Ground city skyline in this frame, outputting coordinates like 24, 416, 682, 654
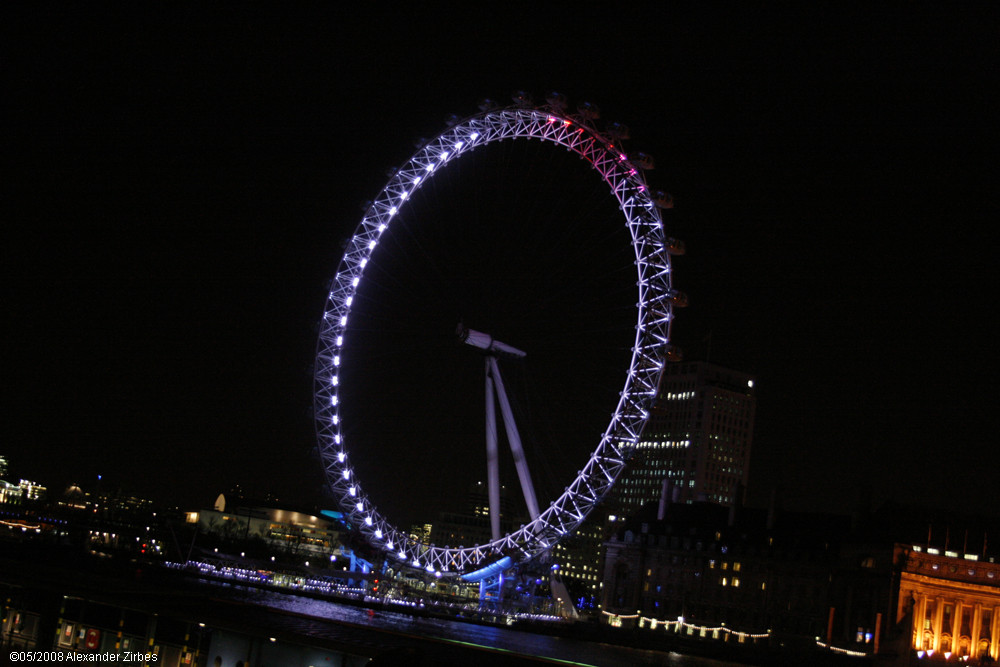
4, 7, 997, 522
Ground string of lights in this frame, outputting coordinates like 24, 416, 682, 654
601, 611, 770, 639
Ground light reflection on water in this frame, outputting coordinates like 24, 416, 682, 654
218, 584, 750, 667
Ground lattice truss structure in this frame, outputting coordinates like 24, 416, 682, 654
314, 97, 680, 578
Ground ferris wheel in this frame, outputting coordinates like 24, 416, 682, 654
314, 91, 683, 579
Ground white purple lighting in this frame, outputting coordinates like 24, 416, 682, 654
315, 104, 674, 579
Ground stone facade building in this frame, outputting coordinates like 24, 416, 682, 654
896, 543, 1000, 660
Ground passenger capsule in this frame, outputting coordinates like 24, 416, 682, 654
664, 289, 689, 308
385, 166, 398, 178
664, 344, 684, 362
512, 90, 534, 107
360, 200, 372, 212
664, 237, 686, 256
545, 91, 567, 110
577, 101, 601, 121
444, 113, 461, 127
652, 190, 674, 209
630, 152, 655, 170
477, 98, 499, 111
607, 122, 631, 140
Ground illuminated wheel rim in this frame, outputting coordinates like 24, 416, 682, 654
315, 100, 678, 578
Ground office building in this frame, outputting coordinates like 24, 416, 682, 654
611, 361, 755, 517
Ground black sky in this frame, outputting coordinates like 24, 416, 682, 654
4, 7, 998, 523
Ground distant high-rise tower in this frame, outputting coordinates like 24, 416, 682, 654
611, 361, 756, 517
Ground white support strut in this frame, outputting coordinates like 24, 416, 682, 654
485, 357, 501, 541
487, 355, 541, 523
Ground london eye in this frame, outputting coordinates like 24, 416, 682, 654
314, 92, 683, 579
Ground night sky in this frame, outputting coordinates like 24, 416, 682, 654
4, 7, 997, 525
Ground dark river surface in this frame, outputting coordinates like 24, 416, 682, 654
215, 582, 752, 666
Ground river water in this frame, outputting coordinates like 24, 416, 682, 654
218, 583, 751, 667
